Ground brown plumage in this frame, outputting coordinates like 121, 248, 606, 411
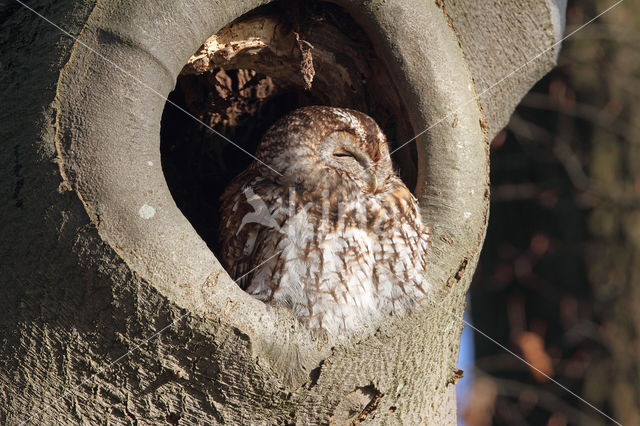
219, 106, 430, 336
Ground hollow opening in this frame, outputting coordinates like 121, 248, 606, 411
160, 0, 416, 258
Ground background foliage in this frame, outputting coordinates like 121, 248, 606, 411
464, 1, 640, 425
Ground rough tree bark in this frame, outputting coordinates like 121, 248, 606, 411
0, 0, 563, 423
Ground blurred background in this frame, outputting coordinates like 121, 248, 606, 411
458, 1, 640, 425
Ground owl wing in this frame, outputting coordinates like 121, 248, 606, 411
219, 169, 282, 289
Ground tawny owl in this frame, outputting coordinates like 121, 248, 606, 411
219, 106, 430, 336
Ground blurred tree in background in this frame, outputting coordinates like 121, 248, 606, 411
464, 1, 640, 425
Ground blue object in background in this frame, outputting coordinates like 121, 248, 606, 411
457, 297, 475, 426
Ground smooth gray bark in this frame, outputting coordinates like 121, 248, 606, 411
444, 0, 565, 140
0, 0, 561, 423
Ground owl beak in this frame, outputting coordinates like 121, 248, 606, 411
369, 172, 379, 193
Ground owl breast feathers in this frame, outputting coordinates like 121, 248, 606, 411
219, 106, 430, 335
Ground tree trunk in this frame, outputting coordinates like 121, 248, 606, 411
0, 0, 561, 423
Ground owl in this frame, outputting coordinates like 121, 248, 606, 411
219, 106, 430, 336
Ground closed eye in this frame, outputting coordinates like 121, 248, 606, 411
333, 149, 355, 158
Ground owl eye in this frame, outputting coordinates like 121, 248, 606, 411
333, 149, 355, 158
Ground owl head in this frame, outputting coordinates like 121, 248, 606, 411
253, 106, 395, 197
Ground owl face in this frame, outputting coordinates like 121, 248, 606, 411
254, 106, 394, 197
